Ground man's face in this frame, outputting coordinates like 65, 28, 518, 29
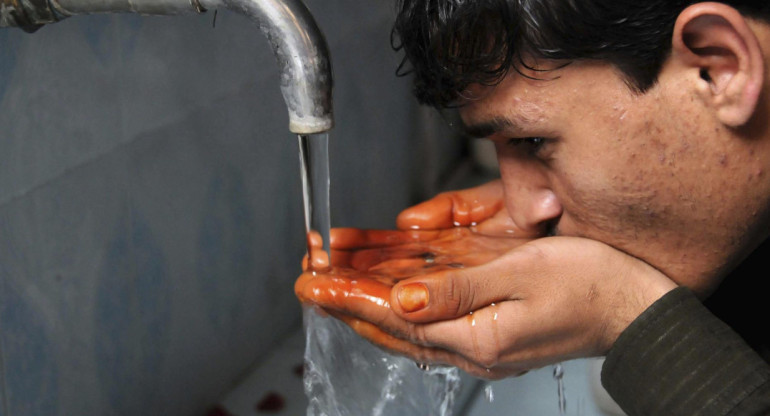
457, 59, 769, 295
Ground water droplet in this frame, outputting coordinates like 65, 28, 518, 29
419, 252, 436, 263
453, 221, 461, 227
553, 363, 566, 415
484, 384, 495, 402
467, 313, 480, 362
490, 303, 501, 352
553, 363, 564, 379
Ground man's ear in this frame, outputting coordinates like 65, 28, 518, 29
671, 2, 764, 127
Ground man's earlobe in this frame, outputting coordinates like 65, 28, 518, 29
672, 2, 764, 127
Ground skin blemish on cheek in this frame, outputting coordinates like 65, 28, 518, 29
586, 283, 599, 303
611, 103, 628, 121
719, 154, 728, 167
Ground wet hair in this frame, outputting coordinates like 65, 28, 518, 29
391, 0, 770, 108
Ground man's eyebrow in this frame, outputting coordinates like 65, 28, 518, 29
460, 116, 517, 139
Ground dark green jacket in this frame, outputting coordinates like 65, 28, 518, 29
601, 240, 770, 416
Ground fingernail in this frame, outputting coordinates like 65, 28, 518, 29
398, 283, 429, 313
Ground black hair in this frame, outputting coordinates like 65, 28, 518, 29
392, 0, 770, 108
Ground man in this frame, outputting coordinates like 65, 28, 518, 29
296, 1, 770, 414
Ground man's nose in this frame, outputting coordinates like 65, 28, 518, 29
507, 187, 563, 237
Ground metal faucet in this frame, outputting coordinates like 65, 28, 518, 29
0, 0, 334, 134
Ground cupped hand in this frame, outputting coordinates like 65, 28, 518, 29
295, 226, 529, 377
396, 180, 525, 237
301, 226, 519, 275
298, 226, 527, 291
296, 232, 678, 379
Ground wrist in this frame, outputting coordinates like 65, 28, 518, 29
600, 257, 678, 353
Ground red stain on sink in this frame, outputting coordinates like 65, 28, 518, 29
256, 391, 285, 413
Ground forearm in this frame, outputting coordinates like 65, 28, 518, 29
601, 287, 770, 416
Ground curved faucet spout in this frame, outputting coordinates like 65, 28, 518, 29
202, 0, 333, 133
0, 0, 334, 134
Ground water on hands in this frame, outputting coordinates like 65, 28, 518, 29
298, 134, 461, 416
297, 135, 565, 414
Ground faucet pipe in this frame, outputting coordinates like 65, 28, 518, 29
0, 0, 333, 134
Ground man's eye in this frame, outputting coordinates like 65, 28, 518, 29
507, 137, 547, 155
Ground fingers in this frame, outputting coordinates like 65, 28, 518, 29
307, 230, 324, 248
310, 248, 330, 270
302, 246, 330, 271
396, 180, 505, 230
302, 231, 331, 271
472, 209, 520, 237
390, 250, 521, 322
295, 270, 409, 339
296, 267, 532, 376
297, 263, 503, 361
295, 269, 392, 310
396, 195, 457, 230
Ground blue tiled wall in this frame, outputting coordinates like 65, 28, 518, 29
0, 2, 462, 414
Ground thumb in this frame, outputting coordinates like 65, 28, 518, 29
390, 247, 529, 322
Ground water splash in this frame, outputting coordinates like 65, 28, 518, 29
302, 307, 462, 416
553, 363, 566, 414
484, 383, 494, 402
371, 362, 403, 416
298, 134, 461, 415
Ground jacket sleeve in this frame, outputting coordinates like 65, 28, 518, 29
601, 286, 770, 416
